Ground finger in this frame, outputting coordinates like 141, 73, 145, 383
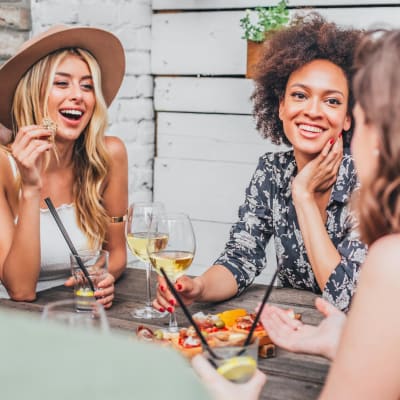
191, 354, 223, 384
246, 370, 267, 394
96, 293, 114, 308
320, 137, 335, 158
155, 286, 174, 310
315, 297, 341, 317
152, 298, 167, 313
64, 276, 76, 287
175, 275, 193, 293
97, 274, 115, 288
95, 285, 114, 297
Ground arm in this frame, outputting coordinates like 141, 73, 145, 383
292, 138, 343, 290
90, 136, 127, 309
320, 235, 400, 399
0, 127, 53, 300
153, 154, 274, 311
101, 136, 128, 281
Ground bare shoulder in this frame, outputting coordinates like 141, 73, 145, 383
363, 234, 400, 281
104, 136, 127, 159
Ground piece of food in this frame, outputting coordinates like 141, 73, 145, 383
217, 308, 247, 327
42, 117, 57, 137
216, 356, 257, 383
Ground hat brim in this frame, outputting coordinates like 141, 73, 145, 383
0, 25, 125, 129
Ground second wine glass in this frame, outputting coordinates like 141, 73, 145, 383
147, 212, 196, 332
126, 202, 167, 319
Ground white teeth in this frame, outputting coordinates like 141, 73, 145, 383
299, 124, 323, 133
60, 109, 83, 116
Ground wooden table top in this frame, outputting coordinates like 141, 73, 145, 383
0, 267, 329, 400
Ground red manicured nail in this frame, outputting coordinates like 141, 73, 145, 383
167, 306, 173, 313
159, 307, 165, 312
159, 285, 165, 292
329, 138, 334, 145
169, 298, 175, 306
177, 283, 183, 290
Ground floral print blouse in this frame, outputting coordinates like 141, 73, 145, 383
214, 149, 367, 312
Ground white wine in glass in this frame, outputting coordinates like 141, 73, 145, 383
126, 202, 167, 319
148, 213, 196, 332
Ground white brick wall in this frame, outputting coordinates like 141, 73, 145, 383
30, 0, 154, 203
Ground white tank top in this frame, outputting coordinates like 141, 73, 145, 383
0, 155, 91, 297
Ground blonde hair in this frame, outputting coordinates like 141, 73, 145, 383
352, 30, 400, 245
12, 48, 110, 248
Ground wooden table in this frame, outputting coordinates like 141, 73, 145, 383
0, 268, 329, 400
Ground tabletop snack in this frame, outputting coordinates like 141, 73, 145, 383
135, 308, 301, 359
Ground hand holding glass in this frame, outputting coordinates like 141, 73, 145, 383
147, 212, 196, 332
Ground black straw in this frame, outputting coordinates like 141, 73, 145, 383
44, 197, 95, 292
242, 266, 281, 348
159, 267, 221, 360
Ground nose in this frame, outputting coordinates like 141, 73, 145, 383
304, 97, 322, 118
69, 83, 83, 102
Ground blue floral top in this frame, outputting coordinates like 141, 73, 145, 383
214, 149, 367, 312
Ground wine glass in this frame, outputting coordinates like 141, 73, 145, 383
126, 202, 167, 319
147, 213, 196, 332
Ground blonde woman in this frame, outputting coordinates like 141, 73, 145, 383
0, 25, 128, 308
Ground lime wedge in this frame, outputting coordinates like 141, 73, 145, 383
76, 288, 94, 297
216, 356, 257, 383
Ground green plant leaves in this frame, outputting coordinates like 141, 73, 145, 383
240, 0, 289, 42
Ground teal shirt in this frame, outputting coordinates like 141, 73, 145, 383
0, 310, 211, 400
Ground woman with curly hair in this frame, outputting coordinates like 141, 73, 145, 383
154, 14, 367, 313
0, 25, 128, 308
260, 29, 400, 399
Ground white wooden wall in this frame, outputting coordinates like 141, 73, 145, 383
151, 1, 400, 283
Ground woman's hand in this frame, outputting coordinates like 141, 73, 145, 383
292, 135, 343, 201
64, 273, 115, 309
10, 125, 53, 190
152, 275, 204, 313
191, 354, 267, 400
259, 298, 346, 360
94, 273, 115, 309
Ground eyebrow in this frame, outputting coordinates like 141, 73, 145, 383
289, 83, 345, 97
55, 72, 93, 80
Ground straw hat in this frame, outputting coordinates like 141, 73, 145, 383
0, 25, 125, 129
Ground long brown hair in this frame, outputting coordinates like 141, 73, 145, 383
352, 30, 400, 245
12, 48, 110, 248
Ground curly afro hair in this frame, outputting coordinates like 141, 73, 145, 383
252, 12, 363, 146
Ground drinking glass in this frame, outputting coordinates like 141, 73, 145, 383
147, 212, 196, 332
70, 249, 108, 312
204, 338, 259, 383
126, 202, 167, 319
41, 299, 109, 333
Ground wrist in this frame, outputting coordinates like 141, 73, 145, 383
21, 186, 41, 200
193, 275, 205, 301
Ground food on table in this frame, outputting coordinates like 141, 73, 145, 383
135, 308, 301, 359
217, 308, 247, 327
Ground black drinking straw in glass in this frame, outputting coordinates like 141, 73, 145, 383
242, 266, 282, 349
159, 267, 221, 360
44, 197, 95, 292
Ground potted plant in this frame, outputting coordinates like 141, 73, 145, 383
240, 0, 290, 78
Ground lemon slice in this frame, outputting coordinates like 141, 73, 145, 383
75, 288, 94, 297
216, 356, 257, 383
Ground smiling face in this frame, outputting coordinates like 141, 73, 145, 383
279, 59, 351, 163
47, 53, 95, 142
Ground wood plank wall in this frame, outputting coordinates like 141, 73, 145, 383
151, 1, 400, 283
